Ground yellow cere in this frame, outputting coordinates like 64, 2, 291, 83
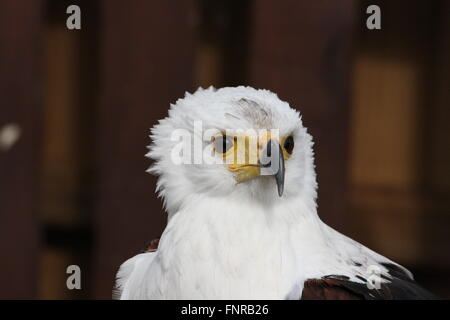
212, 133, 293, 183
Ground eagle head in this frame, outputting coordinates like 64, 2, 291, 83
147, 86, 317, 218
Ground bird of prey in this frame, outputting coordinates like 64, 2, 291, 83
115, 86, 436, 300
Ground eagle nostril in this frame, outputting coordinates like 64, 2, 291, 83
261, 139, 273, 168
262, 160, 272, 168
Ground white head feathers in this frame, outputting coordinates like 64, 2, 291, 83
117, 86, 417, 300
146, 86, 318, 219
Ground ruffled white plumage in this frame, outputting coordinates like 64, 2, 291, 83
115, 86, 412, 300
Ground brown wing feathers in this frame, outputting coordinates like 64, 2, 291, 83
301, 264, 438, 300
301, 278, 364, 300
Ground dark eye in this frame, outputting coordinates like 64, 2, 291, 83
284, 136, 294, 154
214, 135, 233, 153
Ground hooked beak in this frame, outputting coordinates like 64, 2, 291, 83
260, 139, 285, 197
229, 138, 285, 197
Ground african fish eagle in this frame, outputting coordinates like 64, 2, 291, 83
114, 86, 436, 300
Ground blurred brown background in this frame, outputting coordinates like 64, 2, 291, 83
0, 0, 449, 299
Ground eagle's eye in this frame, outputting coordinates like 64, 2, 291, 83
214, 135, 234, 154
284, 136, 294, 154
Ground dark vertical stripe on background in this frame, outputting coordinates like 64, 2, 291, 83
0, 0, 44, 299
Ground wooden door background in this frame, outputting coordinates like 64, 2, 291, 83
0, 0, 449, 299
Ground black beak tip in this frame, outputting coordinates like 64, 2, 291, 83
277, 185, 284, 197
